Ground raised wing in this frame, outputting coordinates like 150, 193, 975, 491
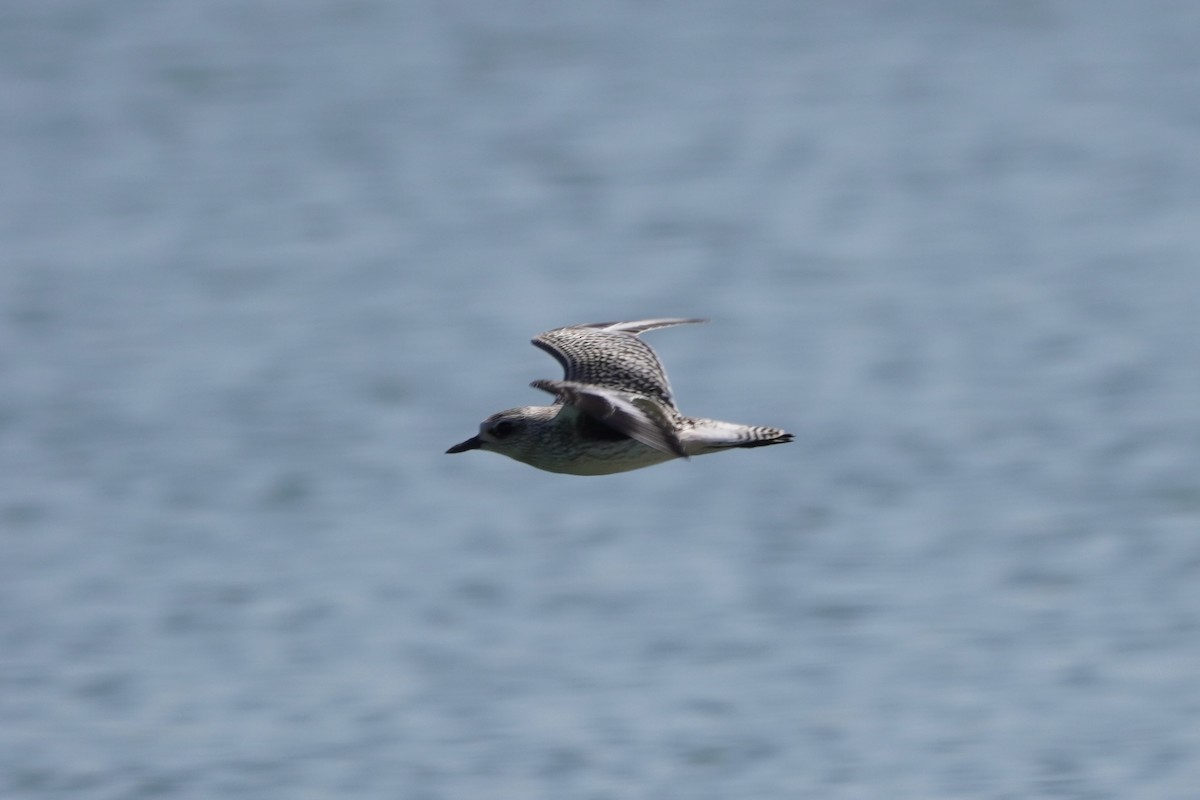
531, 318, 706, 408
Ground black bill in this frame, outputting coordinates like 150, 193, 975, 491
445, 435, 483, 454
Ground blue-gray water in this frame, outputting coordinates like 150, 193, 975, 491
3, 2, 1200, 798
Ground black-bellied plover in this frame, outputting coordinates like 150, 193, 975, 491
446, 319, 793, 475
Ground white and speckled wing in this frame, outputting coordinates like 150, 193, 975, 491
531, 318, 706, 409
531, 379, 687, 458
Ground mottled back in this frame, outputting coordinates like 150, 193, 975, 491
532, 318, 705, 409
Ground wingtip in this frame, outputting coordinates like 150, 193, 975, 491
568, 318, 709, 334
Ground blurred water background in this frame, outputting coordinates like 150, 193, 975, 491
3, 1, 1200, 797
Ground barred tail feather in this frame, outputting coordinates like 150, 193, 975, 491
682, 419, 794, 455
728, 429, 794, 448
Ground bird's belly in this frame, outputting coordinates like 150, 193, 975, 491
519, 439, 678, 475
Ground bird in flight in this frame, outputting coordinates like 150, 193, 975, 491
446, 319, 792, 474
446, 318, 793, 475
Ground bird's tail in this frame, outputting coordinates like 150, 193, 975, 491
682, 419, 794, 454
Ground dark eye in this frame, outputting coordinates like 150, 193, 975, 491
491, 420, 516, 439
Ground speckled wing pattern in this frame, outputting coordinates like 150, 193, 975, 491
530, 319, 706, 457
531, 318, 706, 409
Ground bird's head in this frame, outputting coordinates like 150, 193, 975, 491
445, 407, 553, 458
